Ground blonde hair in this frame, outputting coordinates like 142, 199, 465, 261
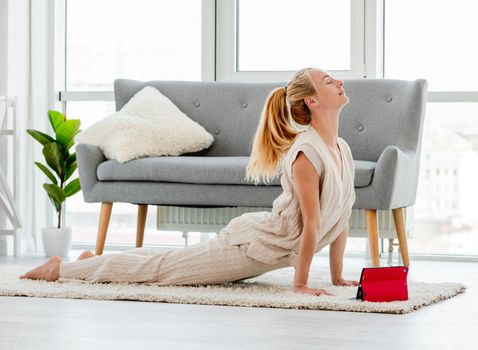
245, 67, 318, 185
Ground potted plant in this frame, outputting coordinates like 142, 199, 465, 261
27, 110, 81, 257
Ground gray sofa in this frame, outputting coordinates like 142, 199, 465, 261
77, 78, 428, 266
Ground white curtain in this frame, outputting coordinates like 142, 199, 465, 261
0, 0, 59, 256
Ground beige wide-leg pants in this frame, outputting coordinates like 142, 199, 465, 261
59, 232, 291, 285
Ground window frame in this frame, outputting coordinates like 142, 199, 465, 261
57, 0, 216, 106
50, 0, 478, 260
216, 0, 366, 82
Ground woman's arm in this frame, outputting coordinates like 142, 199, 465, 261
291, 151, 333, 296
329, 225, 360, 287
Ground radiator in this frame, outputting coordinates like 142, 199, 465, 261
157, 206, 413, 239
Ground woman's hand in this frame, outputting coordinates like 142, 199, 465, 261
332, 277, 360, 287
294, 285, 335, 296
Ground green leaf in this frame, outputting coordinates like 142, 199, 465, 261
46, 194, 61, 213
66, 126, 82, 151
66, 138, 75, 151
66, 152, 76, 166
43, 183, 66, 211
64, 162, 77, 181
27, 129, 55, 146
64, 178, 81, 197
55, 119, 81, 150
34, 162, 58, 185
42, 142, 64, 179
48, 110, 65, 132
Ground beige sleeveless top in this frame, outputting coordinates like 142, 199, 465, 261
222, 125, 356, 267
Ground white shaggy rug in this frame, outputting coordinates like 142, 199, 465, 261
0, 264, 466, 314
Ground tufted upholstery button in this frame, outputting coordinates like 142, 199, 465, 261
357, 125, 364, 132
214, 128, 220, 135
386, 97, 393, 102
241, 102, 248, 108
194, 101, 201, 107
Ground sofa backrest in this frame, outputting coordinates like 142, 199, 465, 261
338, 79, 428, 161
114, 78, 428, 160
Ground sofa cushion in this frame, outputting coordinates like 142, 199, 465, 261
76, 86, 214, 163
97, 156, 282, 186
97, 157, 376, 188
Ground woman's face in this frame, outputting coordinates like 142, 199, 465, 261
305, 69, 349, 110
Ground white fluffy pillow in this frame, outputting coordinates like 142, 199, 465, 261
76, 86, 214, 163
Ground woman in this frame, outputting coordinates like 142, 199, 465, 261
20, 67, 359, 296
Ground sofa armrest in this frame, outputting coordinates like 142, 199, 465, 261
76, 143, 107, 201
371, 145, 419, 209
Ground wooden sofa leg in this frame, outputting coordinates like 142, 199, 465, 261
136, 204, 148, 247
365, 209, 380, 267
392, 207, 411, 267
96, 202, 113, 255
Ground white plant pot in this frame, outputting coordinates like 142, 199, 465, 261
41, 226, 72, 257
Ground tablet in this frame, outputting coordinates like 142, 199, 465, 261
356, 265, 409, 302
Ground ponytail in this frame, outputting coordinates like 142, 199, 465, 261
245, 87, 301, 185
245, 68, 317, 185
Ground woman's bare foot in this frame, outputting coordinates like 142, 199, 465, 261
19, 256, 62, 281
77, 250, 95, 261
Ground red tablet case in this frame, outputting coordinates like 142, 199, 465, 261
356, 266, 409, 302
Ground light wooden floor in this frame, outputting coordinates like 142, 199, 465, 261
0, 251, 476, 350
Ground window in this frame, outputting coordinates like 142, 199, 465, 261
384, 0, 478, 257
384, 0, 478, 91
66, 0, 202, 91
236, 0, 351, 71
409, 103, 478, 255
53, 1, 478, 259
216, 0, 364, 81
64, 0, 203, 247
